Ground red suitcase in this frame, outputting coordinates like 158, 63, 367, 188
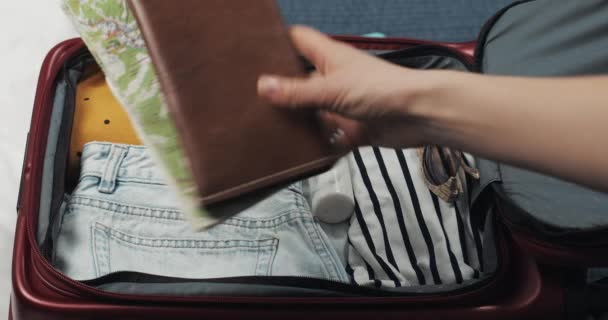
11, 1, 608, 319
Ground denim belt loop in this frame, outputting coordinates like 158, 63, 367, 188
98, 145, 128, 194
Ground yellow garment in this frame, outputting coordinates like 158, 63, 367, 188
69, 68, 142, 177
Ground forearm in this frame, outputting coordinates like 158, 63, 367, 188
413, 71, 608, 191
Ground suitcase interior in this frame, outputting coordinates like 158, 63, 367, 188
32, 43, 503, 298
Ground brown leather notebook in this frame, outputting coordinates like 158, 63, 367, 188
128, 0, 337, 205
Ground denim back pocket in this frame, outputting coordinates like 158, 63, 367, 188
92, 223, 278, 279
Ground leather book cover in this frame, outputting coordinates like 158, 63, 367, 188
127, 0, 337, 205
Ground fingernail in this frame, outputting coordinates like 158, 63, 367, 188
335, 128, 345, 138
258, 76, 280, 96
331, 130, 341, 140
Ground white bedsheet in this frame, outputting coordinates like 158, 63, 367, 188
0, 1, 77, 317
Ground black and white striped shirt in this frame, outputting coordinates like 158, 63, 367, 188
346, 147, 484, 288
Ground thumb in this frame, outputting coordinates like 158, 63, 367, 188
258, 74, 329, 109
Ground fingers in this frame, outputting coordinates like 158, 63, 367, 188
258, 74, 327, 108
289, 25, 356, 73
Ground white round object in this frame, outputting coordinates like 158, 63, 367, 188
308, 158, 355, 224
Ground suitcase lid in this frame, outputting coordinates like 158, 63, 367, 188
471, 0, 608, 264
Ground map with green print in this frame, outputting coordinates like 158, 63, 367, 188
63, 0, 216, 229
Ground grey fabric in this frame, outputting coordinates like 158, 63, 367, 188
388, 54, 469, 71
96, 282, 353, 297
94, 276, 491, 296
479, 0, 608, 230
481, 210, 499, 274
278, 0, 513, 41
589, 268, 608, 283
482, 0, 608, 77
470, 158, 501, 204
38, 80, 68, 244
38, 69, 81, 244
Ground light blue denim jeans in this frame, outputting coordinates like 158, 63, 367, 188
52, 142, 349, 282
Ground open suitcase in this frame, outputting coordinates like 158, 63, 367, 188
11, 1, 608, 319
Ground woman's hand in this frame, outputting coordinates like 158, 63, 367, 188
261, 27, 608, 194
257, 26, 436, 149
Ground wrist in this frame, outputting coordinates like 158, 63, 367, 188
405, 70, 467, 145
